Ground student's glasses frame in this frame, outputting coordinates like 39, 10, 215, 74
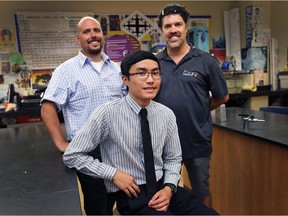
128, 72, 162, 80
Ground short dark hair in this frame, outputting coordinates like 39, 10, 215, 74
120, 50, 160, 77
157, 4, 190, 29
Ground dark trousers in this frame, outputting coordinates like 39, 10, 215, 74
116, 183, 217, 215
77, 171, 116, 215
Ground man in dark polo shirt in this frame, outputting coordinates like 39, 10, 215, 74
155, 4, 229, 208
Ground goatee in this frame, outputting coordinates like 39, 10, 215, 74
89, 48, 101, 56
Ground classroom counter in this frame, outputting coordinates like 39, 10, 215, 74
213, 107, 288, 146
184, 107, 288, 215
0, 107, 64, 127
0, 124, 81, 215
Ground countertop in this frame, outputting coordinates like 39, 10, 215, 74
213, 107, 288, 146
0, 107, 41, 118
0, 124, 81, 214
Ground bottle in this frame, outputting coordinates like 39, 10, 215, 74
215, 104, 227, 122
220, 104, 227, 122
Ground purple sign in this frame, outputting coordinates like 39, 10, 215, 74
104, 34, 140, 62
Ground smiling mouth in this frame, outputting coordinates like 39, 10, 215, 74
144, 87, 156, 91
88, 39, 101, 44
89, 41, 99, 44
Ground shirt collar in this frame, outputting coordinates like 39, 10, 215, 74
126, 94, 153, 115
157, 44, 200, 60
77, 50, 111, 67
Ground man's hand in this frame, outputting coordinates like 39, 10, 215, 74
57, 140, 69, 153
112, 170, 140, 198
148, 186, 172, 212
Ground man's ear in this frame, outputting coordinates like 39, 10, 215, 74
76, 35, 80, 44
185, 23, 188, 30
122, 75, 129, 85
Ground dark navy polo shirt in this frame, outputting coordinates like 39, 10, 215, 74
155, 46, 228, 159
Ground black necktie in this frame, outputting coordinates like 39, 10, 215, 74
139, 108, 157, 198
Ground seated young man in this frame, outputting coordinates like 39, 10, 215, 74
63, 50, 217, 215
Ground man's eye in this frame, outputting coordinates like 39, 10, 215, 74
175, 23, 183, 27
164, 24, 171, 27
137, 72, 146, 76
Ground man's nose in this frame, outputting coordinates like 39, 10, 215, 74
169, 25, 178, 33
90, 30, 98, 37
146, 74, 154, 82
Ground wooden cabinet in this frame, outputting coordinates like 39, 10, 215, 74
183, 126, 288, 214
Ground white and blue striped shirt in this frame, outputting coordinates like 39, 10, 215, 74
42, 51, 127, 140
63, 94, 182, 193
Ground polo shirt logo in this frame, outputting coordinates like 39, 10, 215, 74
183, 70, 198, 77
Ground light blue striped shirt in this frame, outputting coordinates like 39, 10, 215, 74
41, 51, 127, 140
63, 94, 182, 192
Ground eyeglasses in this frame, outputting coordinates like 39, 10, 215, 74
128, 72, 162, 80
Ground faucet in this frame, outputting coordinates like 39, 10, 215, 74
242, 115, 265, 130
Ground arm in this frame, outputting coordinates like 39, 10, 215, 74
41, 101, 68, 152
210, 94, 229, 111
208, 56, 229, 111
149, 110, 182, 212
63, 105, 140, 197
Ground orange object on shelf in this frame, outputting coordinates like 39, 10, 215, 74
3, 100, 8, 108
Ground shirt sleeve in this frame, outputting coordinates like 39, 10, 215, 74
162, 110, 182, 186
41, 67, 69, 111
209, 58, 229, 99
63, 105, 117, 181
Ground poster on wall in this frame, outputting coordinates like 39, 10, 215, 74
120, 10, 154, 41
0, 26, 17, 52
187, 26, 209, 53
224, 8, 242, 71
15, 11, 93, 69
0, 52, 10, 85
246, 5, 264, 48
104, 34, 140, 62
0, 52, 16, 99
241, 46, 268, 72
1, 52, 11, 75
31, 69, 53, 90
187, 16, 211, 53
